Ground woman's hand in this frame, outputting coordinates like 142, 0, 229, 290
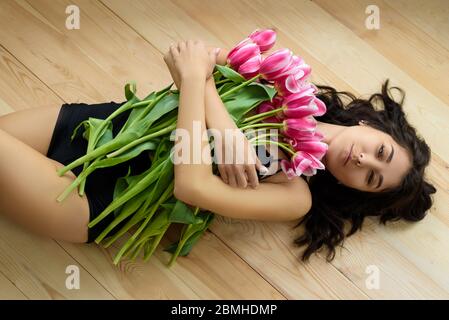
163, 45, 182, 89
214, 128, 268, 189
168, 40, 218, 81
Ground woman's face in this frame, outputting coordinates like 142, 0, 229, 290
323, 122, 412, 192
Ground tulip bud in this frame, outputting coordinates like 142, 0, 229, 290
249, 28, 277, 53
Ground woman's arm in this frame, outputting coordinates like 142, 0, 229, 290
204, 47, 266, 188
174, 75, 311, 221
204, 47, 235, 132
173, 75, 211, 195
171, 43, 311, 221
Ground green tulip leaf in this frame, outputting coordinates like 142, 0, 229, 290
125, 81, 138, 101
215, 65, 246, 83
218, 82, 235, 95
248, 82, 277, 102
70, 119, 89, 142
168, 200, 200, 224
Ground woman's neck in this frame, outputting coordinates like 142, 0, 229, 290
316, 120, 345, 166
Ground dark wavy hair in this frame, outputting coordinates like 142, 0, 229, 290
294, 79, 436, 262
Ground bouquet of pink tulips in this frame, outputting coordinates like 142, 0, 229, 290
55, 28, 328, 267
222, 28, 328, 178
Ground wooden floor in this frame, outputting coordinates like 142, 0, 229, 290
0, 0, 448, 299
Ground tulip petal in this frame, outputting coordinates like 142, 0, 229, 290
249, 28, 277, 53
260, 48, 293, 76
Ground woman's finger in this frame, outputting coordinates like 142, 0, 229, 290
234, 165, 248, 188
226, 166, 238, 188
218, 164, 228, 184
178, 40, 186, 52
245, 164, 259, 189
169, 43, 179, 57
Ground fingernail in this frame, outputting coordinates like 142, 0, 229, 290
215, 48, 220, 55
259, 166, 269, 174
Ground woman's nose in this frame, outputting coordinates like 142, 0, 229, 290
354, 152, 377, 169
356, 152, 364, 166
350, 149, 365, 166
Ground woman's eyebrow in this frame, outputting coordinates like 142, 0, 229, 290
376, 145, 394, 189
387, 144, 394, 163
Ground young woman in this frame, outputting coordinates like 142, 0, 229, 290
0, 40, 436, 262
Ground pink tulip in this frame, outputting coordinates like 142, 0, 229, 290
249, 28, 277, 53
282, 85, 326, 118
227, 38, 261, 70
281, 151, 325, 179
275, 74, 302, 96
283, 129, 324, 145
274, 74, 300, 96
238, 54, 262, 79
259, 48, 293, 81
291, 140, 328, 160
281, 156, 312, 179
281, 116, 317, 140
271, 55, 310, 81
302, 152, 325, 170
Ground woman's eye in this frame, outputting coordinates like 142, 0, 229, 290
367, 171, 374, 185
378, 144, 385, 158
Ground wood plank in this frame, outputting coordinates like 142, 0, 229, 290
0, 270, 28, 299
102, 0, 355, 93
330, 217, 449, 299
0, 45, 62, 114
0, 0, 133, 103
0, 217, 114, 299
314, 0, 449, 113
60, 225, 286, 299
212, 217, 369, 299
386, 0, 449, 51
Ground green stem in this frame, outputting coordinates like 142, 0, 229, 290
238, 122, 283, 131
215, 78, 231, 86
219, 74, 261, 100
251, 139, 295, 156
118, 90, 170, 136
113, 180, 174, 265
146, 116, 177, 134
89, 159, 168, 229
248, 132, 281, 143
56, 158, 100, 202
143, 224, 170, 262
106, 122, 177, 158
168, 206, 200, 267
242, 106, 284, 123
56, 97, 142, 178
132, 98, 155, 108
56, 133, 134, 176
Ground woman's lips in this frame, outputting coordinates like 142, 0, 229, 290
344, 144, 353, 166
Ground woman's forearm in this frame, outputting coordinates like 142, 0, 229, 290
204, 77, 238, 131
173, 75, 212, 197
